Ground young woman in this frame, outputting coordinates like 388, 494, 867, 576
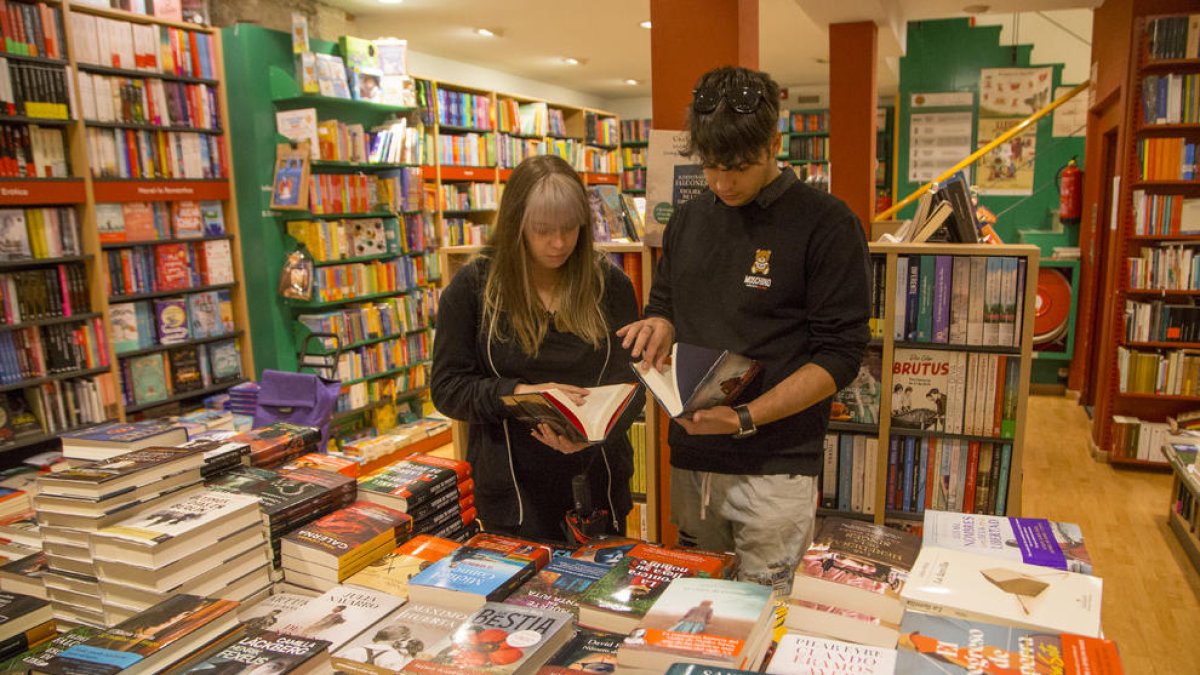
430, 154, 643, 544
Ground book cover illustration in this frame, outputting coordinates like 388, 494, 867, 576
121, 202, 159, 241
127, 354, 169, 406
923, 510, 1093, 575
502, 556, 609, 616
352, 218, 388, 257
155, 243, 193, 291
60, 420, 181, 444
766, 633, 897, 675
200, 200, 226, 236
109, 303, 140, 353
344, 535, 462, 598
177, 629, 330, 674
285, 500, 411, 558
797, 518, 922, 603
570, 536, 639, 567
274, 585, 404, 651
0, 211, 30, 260
358, 459, 460, 508
0, 625, 99, 672
207, 466, 345, 525
333, 603, 468, 672
270, 142, 311, 211
538, 627, 623, 674
633, 343, 760, 418
891, 348, 950, 431
208, 339, 242, 382
832, 346, 883, 424
217, 290, 236, 333
231, 422, 319, 465
579, 543, 729, 618
621, 578, 772, 665
408, 546, 537, 600
895, 612, 1123, 674
187, 291, 221, 340
96, 490, 259, 547
412, 603, 572, 673
171, 201, 204, 239
466, 533, 553, 571
168, 346, 204, 393
154, 298, 190, 345
37, 446, 199, 490
237, 593, 313, 632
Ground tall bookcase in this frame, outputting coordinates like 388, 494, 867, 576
620, 118, 649, 194
1092, 12, 1200, 467
0, 2, 254, 458
221, 25, 438, 445
787, 108, 830, 192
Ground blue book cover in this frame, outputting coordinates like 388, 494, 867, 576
200, 201, 226, 236
60, 420, 181, 444
504, 556, 610, 616
408, 546, 536, 601
931, 255, 952, 343
902, 436, 915, 512
135, 303, 157, 348
916, 256, 935, 342
837, 434, 853, 512
905, 256, 920, 340
916, 438, 928, 515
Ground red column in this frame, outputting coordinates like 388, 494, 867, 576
829, 21, 878, 229
650, 0, 759, 130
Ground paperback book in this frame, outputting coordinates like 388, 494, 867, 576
331, 603, 468, 674
407, 546, 539, 613
922, 510, 1093, 574
403, 603, 573, 675
536, 627, 623, 674
632, 343, 760, 418
502, 555, 610, 617
343, 535, 462, 599
764, 633, 897, 675
176, 629, 331, 674
274, 585, 405, 651
500, 383, 639, 444
281, 500, 412, 579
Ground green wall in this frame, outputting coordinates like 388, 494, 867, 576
897, 18, 1086, 245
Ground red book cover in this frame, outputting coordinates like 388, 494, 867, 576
924, 437, 938, 510
231, 422, 320, 469
122, 202, 158, 241
465, 532, 553, 571
283, 500, 413, 569
153, 243, 192, 291
409, 453, 472, 482
962, 442, 980, 514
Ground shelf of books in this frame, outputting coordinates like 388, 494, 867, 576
1161, 442, 1200, 573
221, 25, 438, 449
0, 1, 254, 453
620, 118, 649, 194
1091, 12, 1200, 467
787, 108, 830, 192
820, 242, 1038, 526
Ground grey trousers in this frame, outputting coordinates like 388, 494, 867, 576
670, 467, 819, 596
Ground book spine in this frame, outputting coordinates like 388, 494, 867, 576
916, 255, 935, 342
916, 437, 928, 515
821, 433, 838, 509
931, 255, 952, 343
901, 435, 915, 512
837, 434, 852, 512
994, 443, 1012, 516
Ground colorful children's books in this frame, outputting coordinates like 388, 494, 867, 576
171, 201, 204, 238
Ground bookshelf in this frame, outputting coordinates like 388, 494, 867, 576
788, 108, 830, 192
221, 25, 438, 448
875, 106, 894, 214
817, 242, 1038, 525
1161, 443, 1200, 573
1091, 12, 1200, 467
0, 2, 256, 455
620, 118, 649, 194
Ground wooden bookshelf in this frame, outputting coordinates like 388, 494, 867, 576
1161, 444, 1200, 572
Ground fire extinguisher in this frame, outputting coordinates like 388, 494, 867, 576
1057, 157, 1083, 225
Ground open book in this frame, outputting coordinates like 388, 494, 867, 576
632, 343, 760, 417
501, 383, 639, 444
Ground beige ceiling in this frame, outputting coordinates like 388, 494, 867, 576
327, 0, 1101, 100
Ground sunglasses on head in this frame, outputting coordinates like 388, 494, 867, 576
691, 84, 768, 114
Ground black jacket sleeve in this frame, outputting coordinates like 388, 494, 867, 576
430, 260, 522, 424
804, 203, 871, 390
643, 209, 677, 321
600, 262, 646, 439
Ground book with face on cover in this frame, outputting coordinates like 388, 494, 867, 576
176, 629, 332, 674
404, 603, 573, 675
632, 343, 760, 418
764, 633, 898, 675
901, 546, 1104, 637
273, 585, 404, 652
332, 602, 469, 674
500, 383, 640, 444
922, 510, 1094, 575
894, 612, 1124, 674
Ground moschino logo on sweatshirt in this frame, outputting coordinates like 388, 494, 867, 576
744, 248, 773, 289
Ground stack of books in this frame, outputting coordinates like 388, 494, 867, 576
331, 601, 470, 672
356, 453, 476, 539
238, 592, 316, 628
406, 545, 539, 613
786, 517, 922, 647
272, 585, 404, 652
576, 542, 737, 634
173, 436, 251, 479
89, 489, 269, 626
343, 534, 461, 599
279, 500, 412, 592
57, 420, 187, 463
401, 602, 574, 673
207, 465, 357, 567
230, 422, 322, 469
32, 446, 208, 627
615, 577, 776, 674
764, 633, 898, 674
0, 592, 54, 663
226, 381, 261, 418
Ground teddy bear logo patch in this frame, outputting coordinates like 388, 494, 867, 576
744, 249, 773, 289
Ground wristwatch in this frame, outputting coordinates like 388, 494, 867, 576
732, 404, 757, 439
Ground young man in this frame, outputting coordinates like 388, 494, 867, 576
618, 66, 871, 595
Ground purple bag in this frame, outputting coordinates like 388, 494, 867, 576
253, 369, 341, 448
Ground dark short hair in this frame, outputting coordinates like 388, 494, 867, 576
686, 66, 781, 168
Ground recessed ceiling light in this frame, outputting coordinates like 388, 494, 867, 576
475, 28, 496, 37
963, 4, 989, 13
563, 57, 582, 65
640, 20, 652, 29
624, 79, 639, 85
378, 0, 403, 5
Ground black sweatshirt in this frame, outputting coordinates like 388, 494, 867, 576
645, 169, 871, 477
430, 255, 644, 542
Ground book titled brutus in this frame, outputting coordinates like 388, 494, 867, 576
632, 343, 759, 418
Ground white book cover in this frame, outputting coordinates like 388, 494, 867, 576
894, 255, 908, 341
333, 602, 468, 671
851, 435, 865, 513
202, 240, 235, 284
901, 546, 1103, 637
765, 633, 897, 675
948, 256, 970, 345
964, 353, 978, 436
238, 592, 314, 631
998, 258, 1018, 347
983, 257, 1003, 346
922, 510, 1093, 575
864, 438, 877, 515
276, 108, 320, 160
71, 14, 100, 65
966, 256, 987, 345
275, 585, 405, 651
93, 489, 259, 548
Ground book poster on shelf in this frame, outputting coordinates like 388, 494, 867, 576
978, 67, 1053, 117
975, 116, 1037, 196
645, 130, 703, 247
270, 142, 312, 211
908, 111, 973, 183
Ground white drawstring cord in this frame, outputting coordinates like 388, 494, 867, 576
700, 471, 713, 521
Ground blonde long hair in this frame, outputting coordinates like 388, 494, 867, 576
482, 155, 607, 358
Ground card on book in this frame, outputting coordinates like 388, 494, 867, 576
633, 343, 760, 417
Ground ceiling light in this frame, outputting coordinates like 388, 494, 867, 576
624, 79, 639, 85
563, 57, 581, 65
475, 28, 496, 37
640, 20, 652, 29
962, 4, 989, 13
378, 0, 403, 5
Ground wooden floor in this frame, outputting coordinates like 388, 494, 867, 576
1023, 394, 1200, 672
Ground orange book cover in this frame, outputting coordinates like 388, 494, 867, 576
283, 452, 359, 477
465, 532, 553, 571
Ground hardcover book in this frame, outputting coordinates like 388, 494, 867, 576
792, 518, 922, 624
168, 346, 204, 394
109, 303, 141, 353
536, 627, 623, 674
901, 546, 1104, 637
500, 383, 639, 444
343, 534, 462, 599
891, 348, 951, 431
153, 298, 189, 345
632, 343, 760, 418
502, 556, 609, 618
332, 603, 468, 674
176, 629, 331, 674
37, 594, 240, 675
765, 633, 897, 675
616, 578, 774, 673
403, 603, 573, 675
922, 510, 1094, 574
154, 243, 193, 291
274, 585, 404, 651
121, 202, 158, 241
187, 291, 221, 340
894, 612, 1123, 674
407, 546, 539, 613
208, 339, 242, 383
577, 542, 735, 634
280, 500, 412, 575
